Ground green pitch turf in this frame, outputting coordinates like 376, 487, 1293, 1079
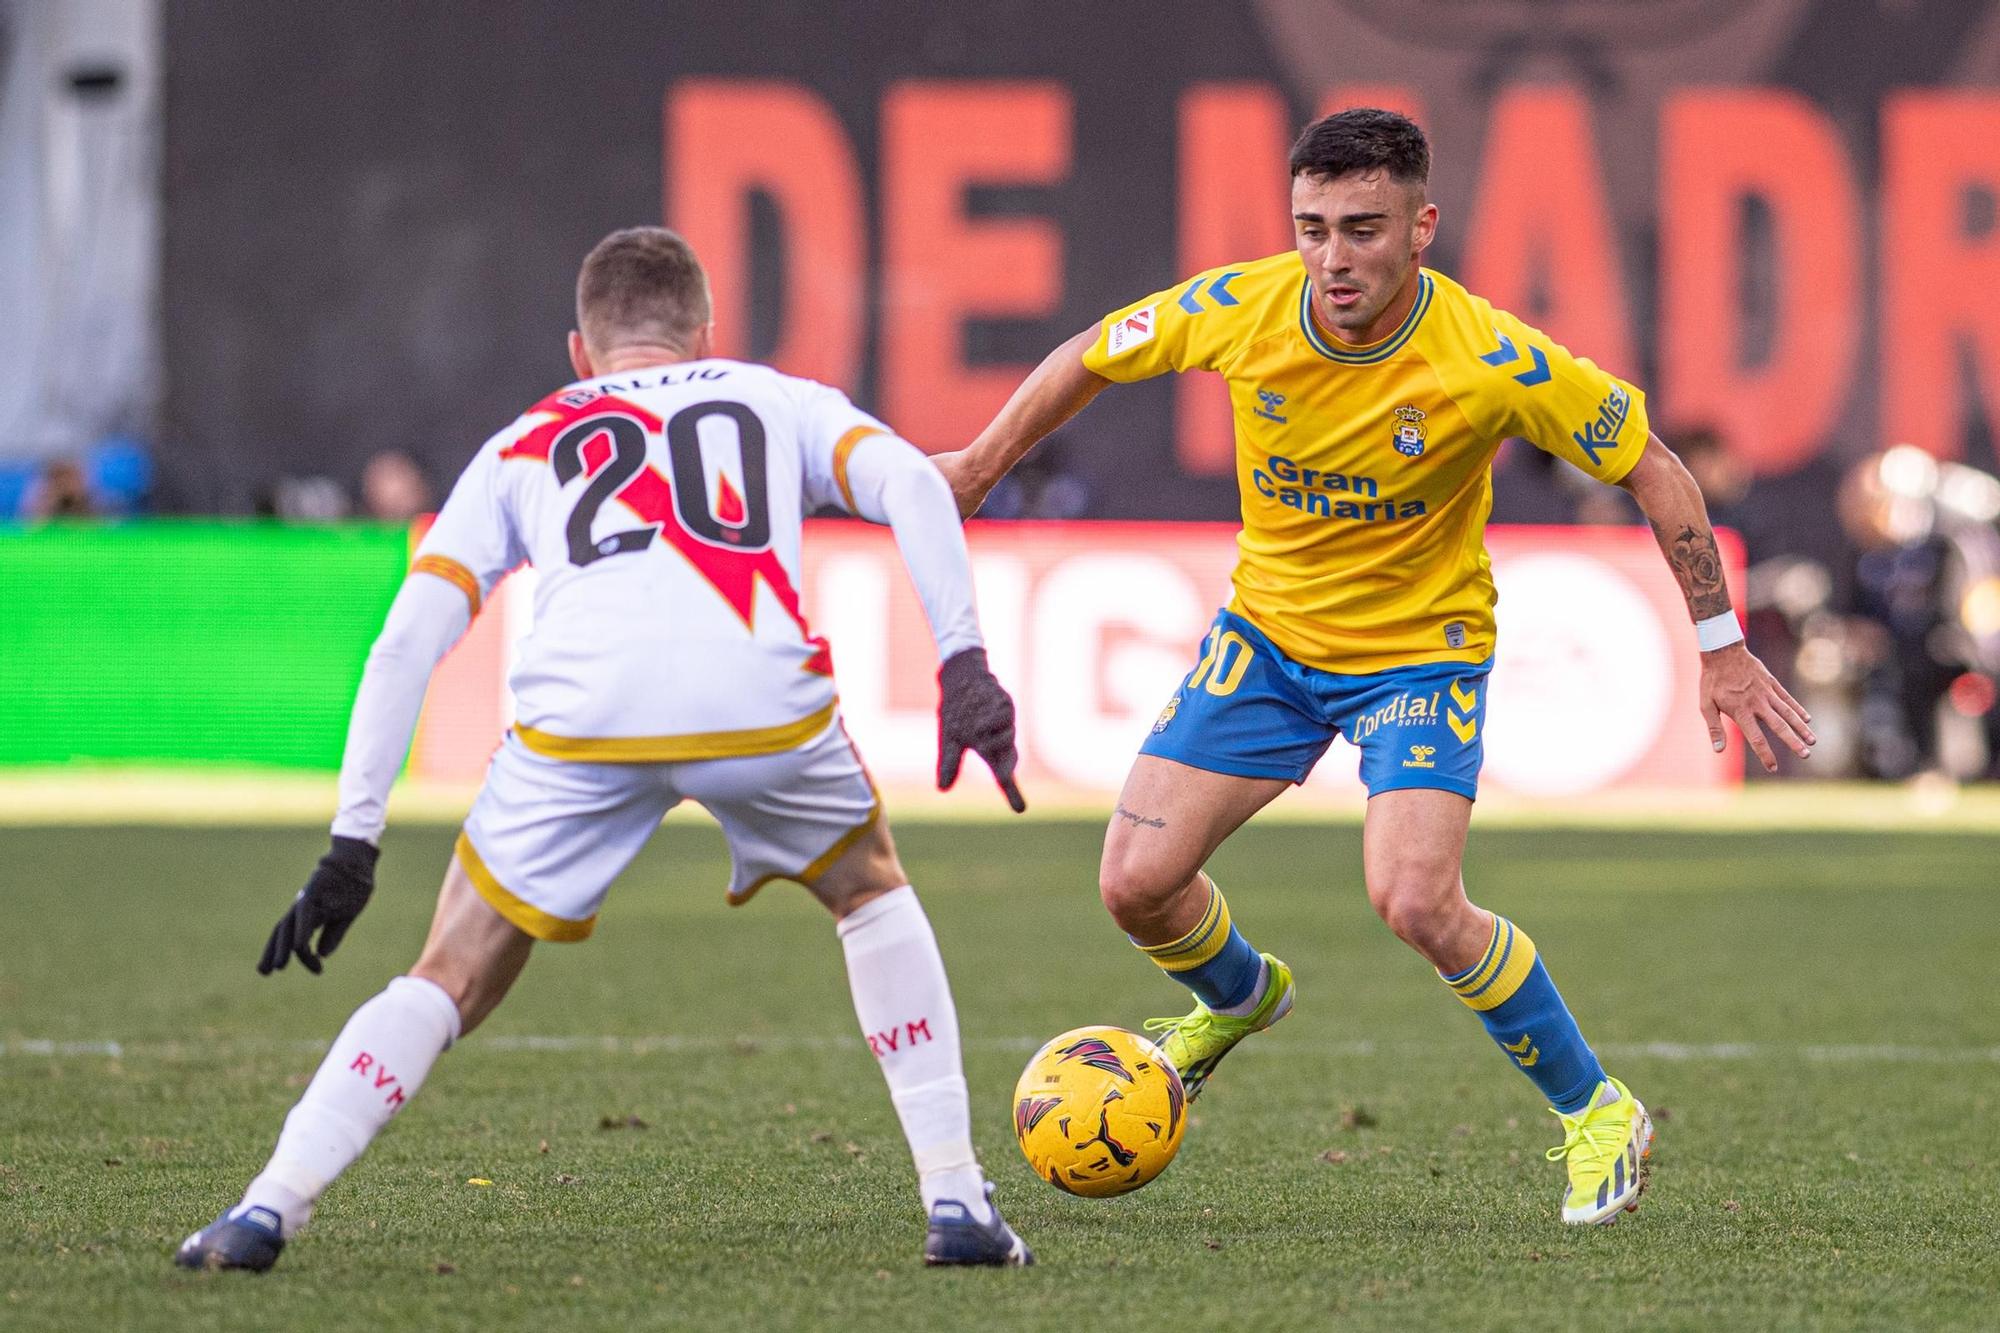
3, 819, 1996, 1331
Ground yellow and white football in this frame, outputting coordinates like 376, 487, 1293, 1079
1013, 1025, 1187, 1198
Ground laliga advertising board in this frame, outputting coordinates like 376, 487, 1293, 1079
411, 522, 1742, 803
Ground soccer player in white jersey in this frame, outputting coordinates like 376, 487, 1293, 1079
177, 228, 1034, 1271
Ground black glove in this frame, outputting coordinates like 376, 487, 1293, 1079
257, 836, 380, 975
936, 647, 1027, 812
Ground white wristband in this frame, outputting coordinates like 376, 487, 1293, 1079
1695, 610, 1745, 652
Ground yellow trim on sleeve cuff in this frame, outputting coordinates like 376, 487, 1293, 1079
454, 831, 596, 942
410, 554, 482, 617
514, 701, 838, 765
831, 426, 888, 514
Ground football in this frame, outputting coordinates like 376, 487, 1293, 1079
1012, 1025, 1187, 1197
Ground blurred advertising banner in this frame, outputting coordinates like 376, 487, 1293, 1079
413, 521, 1743, 804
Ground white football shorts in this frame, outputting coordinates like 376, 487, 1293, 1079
455, 715, 880, 941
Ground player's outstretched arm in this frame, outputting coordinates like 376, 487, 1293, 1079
932, 325, 1111, 518
259, 575, 472, 974
1616, 434, 1816, 772
838, 434, 1027, 811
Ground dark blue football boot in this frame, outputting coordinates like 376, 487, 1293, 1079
174, 1204, 286, 1272
922, 1183, 1033, 1267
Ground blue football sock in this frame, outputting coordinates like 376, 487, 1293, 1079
1441, 916, 1605, 1113
1133, 875, 1264, 1011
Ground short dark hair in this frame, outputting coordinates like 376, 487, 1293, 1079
1288, 108, 1429, 186
576, 227, 712, 351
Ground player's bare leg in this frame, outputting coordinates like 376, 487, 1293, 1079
798, 812, 907, 920
408, 857, 536, 1035
1359, 788, 1488, 973
177, 858, 535, 1270
1363, 788, 1652, 1223
800, 817, 1031, 1266
1098, 755, 1288, 940
1102, 756, 1298, 1097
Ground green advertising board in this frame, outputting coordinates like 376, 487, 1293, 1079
0, 522, 409, 767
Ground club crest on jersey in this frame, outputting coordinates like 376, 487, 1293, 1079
1152, 694, 1180, 734
1391, 404, 1428, 458
1105, 305, 1157, 359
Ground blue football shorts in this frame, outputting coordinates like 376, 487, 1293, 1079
1139, 608, 1491, 800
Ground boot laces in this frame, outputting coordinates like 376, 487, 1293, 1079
1142, 1011, 1216, 1047
1544, 1104, 1626, 1166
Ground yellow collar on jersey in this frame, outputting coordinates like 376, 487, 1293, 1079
1297, 270, 1435, 365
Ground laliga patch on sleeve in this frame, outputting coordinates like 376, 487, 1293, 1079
1104, 305, 1157, 359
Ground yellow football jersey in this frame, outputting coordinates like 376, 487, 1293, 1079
1083, 252, 1650, 673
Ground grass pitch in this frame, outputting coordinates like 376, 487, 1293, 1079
3, 818, 1997, 1331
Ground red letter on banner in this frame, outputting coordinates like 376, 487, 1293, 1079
1173, 87, 1425, 476
882, 82, 1071, 448
1662, 90, 1860, 474
1176, 84, 1291, 475
1884, 92, 2000, 460
1461, 87, 1635, 379
664, 81, 865, 389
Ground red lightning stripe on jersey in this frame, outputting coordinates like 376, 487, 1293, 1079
502, 386, 833, 675
714, 473, 748, 527
501, 385, 663, 460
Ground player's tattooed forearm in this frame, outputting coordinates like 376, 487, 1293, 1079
1114, 806, 1167, 829
1656, 521, 1732, 619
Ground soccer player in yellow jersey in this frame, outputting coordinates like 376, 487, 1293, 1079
936, 109, 1814, 1225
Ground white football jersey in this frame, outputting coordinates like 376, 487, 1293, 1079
414, 359, 891, 763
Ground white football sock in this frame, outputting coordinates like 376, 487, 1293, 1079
240, 974, 461, 1236
837, 886, 989, 1223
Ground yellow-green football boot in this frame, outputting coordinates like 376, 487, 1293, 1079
1141, 953, 1294, 1100
1546, 1075, 1655, 1224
